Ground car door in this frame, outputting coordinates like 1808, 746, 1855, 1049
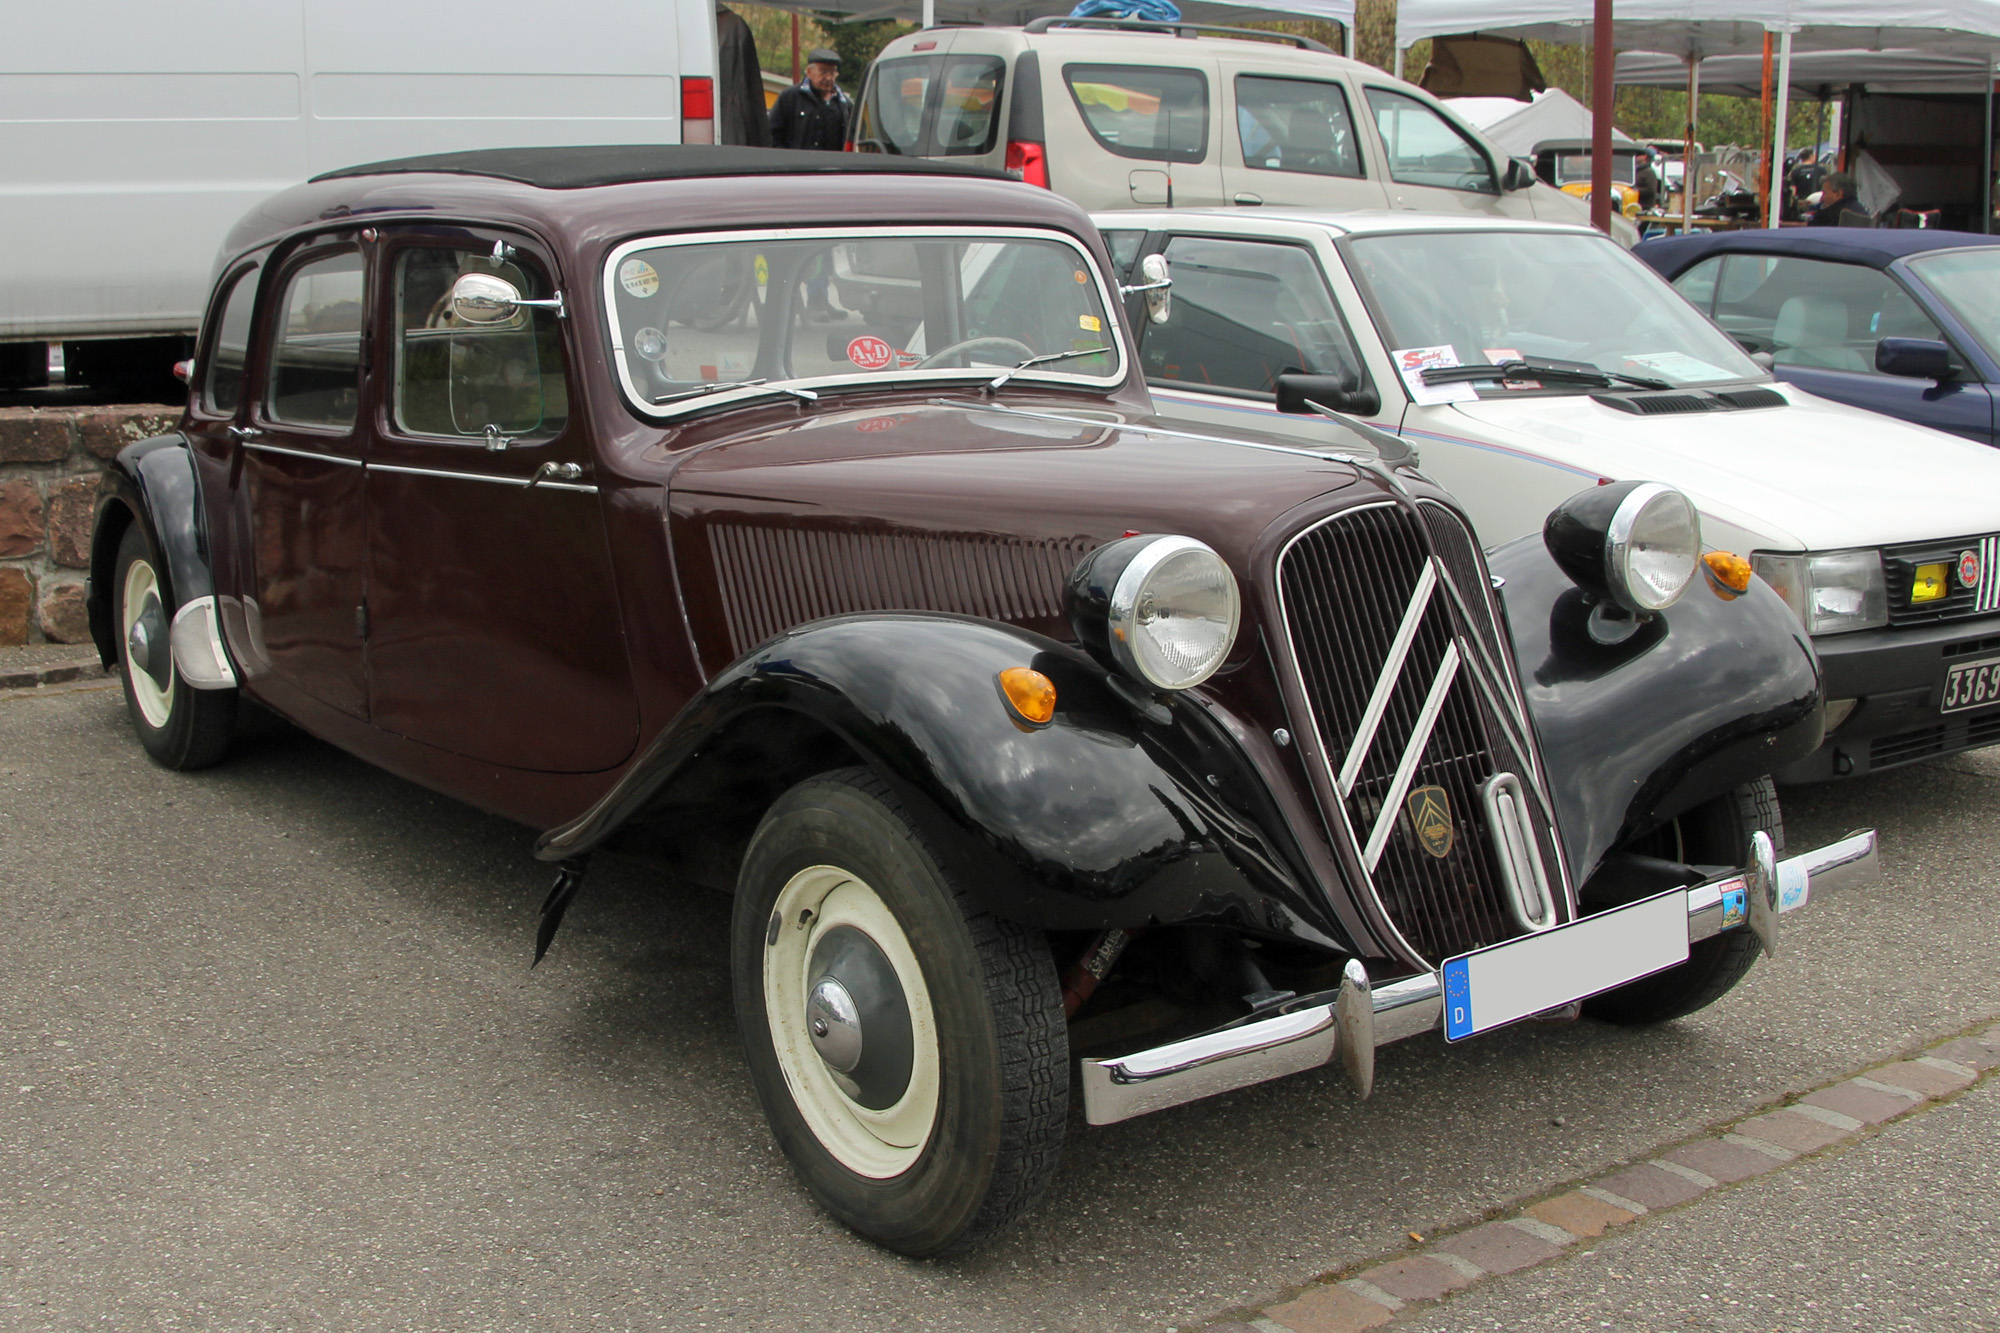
1053, 59, 1224, 207
361, 229, 639, 773
1220, 71, 1389, 210
236, 240, 372, 719
1674, 251, 1996, 445
1359, 85, 1536, 221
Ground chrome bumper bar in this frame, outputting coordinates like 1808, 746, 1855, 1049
1080, 829, 1878, 1126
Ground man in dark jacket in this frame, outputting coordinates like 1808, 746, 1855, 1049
770, 48, 851, 152
1810, 171, 1869, 227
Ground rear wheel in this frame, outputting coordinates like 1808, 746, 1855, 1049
1584, 778, 1782, 1025
732, 768, 1067, 1256
113, 522, 236, 770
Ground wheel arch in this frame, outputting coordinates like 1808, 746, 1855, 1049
86, 434, 216, 670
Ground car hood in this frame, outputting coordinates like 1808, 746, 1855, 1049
1440, 384, 2000, 551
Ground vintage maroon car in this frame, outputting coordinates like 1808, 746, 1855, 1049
87, 147, 1875, 1256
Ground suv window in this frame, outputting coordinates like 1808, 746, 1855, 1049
1138, 235, 1366, 396
855, 55, 1005, 157
1677, 253, 1944, 371
1236, 76, 1362, 179
393, 246, 569, 441
1063, 64, 1208, 164
1363, 88, 1496, 194
202, 263, 259, 415
266, 249, 364, 429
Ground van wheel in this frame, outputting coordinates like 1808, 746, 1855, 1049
732, 768, 1067, 1256
113, 522, 236, 770
1585, 778, 1783, 1025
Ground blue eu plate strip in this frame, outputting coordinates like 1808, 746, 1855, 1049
1443, 956, 1473, 1041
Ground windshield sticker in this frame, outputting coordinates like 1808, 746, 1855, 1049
618, 258, 660, 298
1482, 348, 1539, 391
846, 335, 894, 371
1625, 351, 1733, 383
1079, 314, 1102, 332
1394, 345, 1477, 406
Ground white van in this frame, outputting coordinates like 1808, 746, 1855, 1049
1, 0, 718, 390
852, 18, 1625, 239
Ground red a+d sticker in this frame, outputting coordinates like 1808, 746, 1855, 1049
846, 336, 893, 371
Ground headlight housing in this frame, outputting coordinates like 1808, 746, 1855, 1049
1750, 550, 1888, 634
1544, 480, 1702, 614
1067, 535, 1241, 690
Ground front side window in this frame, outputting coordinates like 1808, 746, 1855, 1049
854, 55, 1004, 156
605, 228, 1122, 416
1236, 76, 1363, 179
1908, 248, 2000, 362
1063, 64, 1208, 164
266, 249, 364, 429
1139, 235, 1365, 396
1363, 88, 1495, 194
1693, 254, 1945, 371
392, 246, 568, 441
202, 263, 259, 415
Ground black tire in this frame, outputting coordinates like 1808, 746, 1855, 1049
732, 768, 1067, 1256
1584, 778, 1784, 1025
112, 521, 237, 770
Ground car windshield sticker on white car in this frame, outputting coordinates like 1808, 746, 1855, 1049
1394, 345, 1477, 405
1624, 350, 1736, 383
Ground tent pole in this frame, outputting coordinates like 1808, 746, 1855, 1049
1395, 47, 1405, 80
1684, 54, 1699, 232
1768, 29, 1793, 229
1590, 0, 1614, 234
1344, 22, 1354, 58
1758, 34, 1774, 227
923, 0, 935, 27
1985, 55, 1995, 233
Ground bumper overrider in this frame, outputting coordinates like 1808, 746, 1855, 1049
1080, 829, 1879, 1125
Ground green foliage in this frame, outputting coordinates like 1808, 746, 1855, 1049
725, 3, 910, 93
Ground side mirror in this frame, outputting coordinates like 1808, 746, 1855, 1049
1875, 336, 1954, 381
1276, 372, 1380, 417
448, 271, 565, 324
1120, 253, 1172, 324
1502, 157, 1537, 192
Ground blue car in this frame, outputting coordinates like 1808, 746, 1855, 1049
1635, 228, 2000, 447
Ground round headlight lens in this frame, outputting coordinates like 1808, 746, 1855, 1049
1108, 537, 1241, 690
1607, 483, 1700, 612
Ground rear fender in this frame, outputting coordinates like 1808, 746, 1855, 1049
87, 435, 216, 670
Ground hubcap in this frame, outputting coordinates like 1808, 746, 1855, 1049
120, 558, 175, 729
805, 925, 914, 1110
807, 977, 863, 1071
127, 593, 171, 689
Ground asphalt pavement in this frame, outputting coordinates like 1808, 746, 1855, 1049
2, 681, 1996, 1332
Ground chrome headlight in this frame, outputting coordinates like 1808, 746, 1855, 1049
1750, 550, 1888, 634
1067, 535, 1241, 690
1544, 480, 1701, 613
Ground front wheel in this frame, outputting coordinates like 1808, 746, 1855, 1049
732, 768, 1067, 1256
113, 521, 237, 770
1584, 778, 1783, 1025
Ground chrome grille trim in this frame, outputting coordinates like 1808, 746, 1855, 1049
1983, 536, 2000, 615
1338, 560, 1437, 798
1361, 640, 1460, 870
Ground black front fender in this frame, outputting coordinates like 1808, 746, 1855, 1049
87, 434, 214, 669
538, 614, 1349, 949
1489, 533, 1823, 885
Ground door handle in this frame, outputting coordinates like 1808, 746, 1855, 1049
227, 426, 263, 442
525, 462, 583, 489
1233, 193, 1264, 205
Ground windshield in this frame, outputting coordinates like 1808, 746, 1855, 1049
604, 229, 1122, 415
1346, 229, 1766, 395
1555, 152, 1637, 185
1906, 248, 2000, 362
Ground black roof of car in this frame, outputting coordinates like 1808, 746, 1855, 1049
312, 144, 1011, 190
1635, 225, 2000, 277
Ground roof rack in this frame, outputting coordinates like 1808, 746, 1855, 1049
1019, 15, 1335, 53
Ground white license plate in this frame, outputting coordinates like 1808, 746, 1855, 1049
1441, 890, 1690, 1041
1942, 653, 2000, 714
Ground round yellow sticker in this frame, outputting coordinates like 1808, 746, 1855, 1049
1074, 270, 1088, 284
619, 258, 660, 298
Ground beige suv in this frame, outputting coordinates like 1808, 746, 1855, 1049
852, 17, 1625, 239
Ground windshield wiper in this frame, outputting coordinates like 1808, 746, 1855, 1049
654, 377, 819, 406
1421, 358, 1672, 391
986, 345, 1111, 392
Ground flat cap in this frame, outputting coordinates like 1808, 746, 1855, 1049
807, 47, 842, 65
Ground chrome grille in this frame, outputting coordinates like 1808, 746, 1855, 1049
1277, 501, 1568, 964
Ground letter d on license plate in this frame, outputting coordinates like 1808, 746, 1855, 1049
1441, 890, 1690, 1040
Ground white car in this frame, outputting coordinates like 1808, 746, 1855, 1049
1097, 209, 2000, 782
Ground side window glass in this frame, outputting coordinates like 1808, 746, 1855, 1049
266, 249, 364, 429
1236, 76, 1363, 179
857, 56, 935, 155
933, 57, 1005, 155
394, 246, 569, 440
1363, 88, 1496, 194
1101, 229, 1146, 277
1711, 255, 1943, 370
1669, 256, 1723, 314
1138, 235, 1365, 396
1063, 64, 1208, 164
202, 264, 259, 415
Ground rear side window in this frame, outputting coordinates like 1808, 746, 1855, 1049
1236, 76, 1363, 178
1363, 88, 1496, 194
202, 264, 259, 415
855, 55, 1005, 156
265, 249, 364, 429
1063, 63, 1207, 164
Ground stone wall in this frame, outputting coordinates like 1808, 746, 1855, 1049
0, 405, 181, 646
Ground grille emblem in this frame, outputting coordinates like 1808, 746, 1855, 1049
1961, 548, 1982, 589
1406, 785, 1455, 858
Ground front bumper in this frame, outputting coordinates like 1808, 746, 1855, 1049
1079, 829, 1879, 1126
1781, 617, 2000, 781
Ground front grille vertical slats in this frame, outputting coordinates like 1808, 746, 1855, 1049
1277, 501, 1568, 965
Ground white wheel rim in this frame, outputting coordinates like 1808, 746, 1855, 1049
764, 865, 940, 1179
121, 558, 175, 729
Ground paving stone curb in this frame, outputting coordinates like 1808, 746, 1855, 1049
0, 653, 106, 692
1217, 1018, 2000, 1333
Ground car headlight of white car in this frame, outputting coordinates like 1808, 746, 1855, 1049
1751, 550, 1889, 634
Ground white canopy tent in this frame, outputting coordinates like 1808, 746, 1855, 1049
1448, 88, 1635, 156
1617, 47, 1995, 98
753, 0, 1357, 51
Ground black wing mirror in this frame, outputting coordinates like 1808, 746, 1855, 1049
1875, 337, 1955, 381
1276, 372, 1380, 417
1502, 157, 1538, 192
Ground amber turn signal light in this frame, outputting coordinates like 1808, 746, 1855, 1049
1703, 550, 1753, 598
1911, 562, 1948, 603
997, 667, 1057, 727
